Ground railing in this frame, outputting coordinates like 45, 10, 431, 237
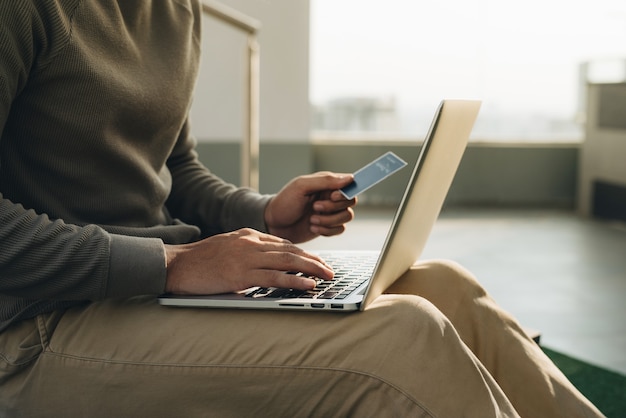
201, 1, 261, 190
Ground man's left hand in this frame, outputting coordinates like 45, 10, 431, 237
264, 172, 357, 243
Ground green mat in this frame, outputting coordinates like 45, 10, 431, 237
543, 347, 626, 418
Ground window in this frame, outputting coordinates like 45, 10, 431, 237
310, 0, 626, 141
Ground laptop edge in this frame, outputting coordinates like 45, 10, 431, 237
158, 99, 481, 312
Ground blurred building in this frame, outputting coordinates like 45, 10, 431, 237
312, 96, 399, 132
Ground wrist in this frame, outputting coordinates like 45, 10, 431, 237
264, 197, 277, 234
163, 243, 182, 294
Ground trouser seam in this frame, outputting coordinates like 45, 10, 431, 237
41, 351, 435, 417
36, 313, 55, 350
0, 352, 39, 368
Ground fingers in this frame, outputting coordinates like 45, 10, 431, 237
237, 229, 335, 284
308, 186, 356, 236
252, 270, 318, 290
165, 228, 337, 295
296, 172, 354, 195
254, 242, 330, 272
310, 206, 354, 236
312, 194, 357, 213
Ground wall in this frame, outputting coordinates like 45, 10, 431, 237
578, 83, 626, 220
190, 0, 311, 145
191, 1, 579, 209
196, 141, 579, 208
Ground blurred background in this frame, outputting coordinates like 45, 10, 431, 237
191, 0, 626, 385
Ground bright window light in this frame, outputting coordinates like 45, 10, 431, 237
310, 0, 626, 141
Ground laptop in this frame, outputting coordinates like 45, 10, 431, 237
159, 99, 481, 312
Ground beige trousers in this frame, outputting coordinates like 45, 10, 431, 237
0, 260, 604, 417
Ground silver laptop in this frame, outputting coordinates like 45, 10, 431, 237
159, 99, 481, 311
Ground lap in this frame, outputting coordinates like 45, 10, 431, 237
18, 296, 461, 417
48, 293, 440, 368
49, 259, 475, 367
1, 260, 520, 417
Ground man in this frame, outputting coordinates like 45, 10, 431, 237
0, 1, 604, 417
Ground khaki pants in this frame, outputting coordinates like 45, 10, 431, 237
0, 260, 604, 417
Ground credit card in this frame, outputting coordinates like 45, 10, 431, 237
340, 151, 408, 199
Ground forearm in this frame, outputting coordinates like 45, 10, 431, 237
0, 196, 167, 301
167, 160, 271, 234
0, 196, 110, 300
165, 124, 272, 235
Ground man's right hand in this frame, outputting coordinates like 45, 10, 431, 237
163, 228, 333, 295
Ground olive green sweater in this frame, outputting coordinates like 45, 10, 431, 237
0, 0, 270, 332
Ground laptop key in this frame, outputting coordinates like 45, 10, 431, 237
264, 288, 291, 298
319, 291, 339, 299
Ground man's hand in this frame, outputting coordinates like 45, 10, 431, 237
164, 228, 333, 295
264, 172, 357, 243
163, 172, 356, 296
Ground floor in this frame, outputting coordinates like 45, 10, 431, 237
300, 207, 626, 375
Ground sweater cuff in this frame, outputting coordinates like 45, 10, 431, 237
107, 234, 167, 298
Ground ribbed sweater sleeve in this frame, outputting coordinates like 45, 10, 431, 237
165, 121, 272, 237
0, 196, 166, 301
0, 1, 185, 330
0, 2, 116, 302
0, 196, 111, 300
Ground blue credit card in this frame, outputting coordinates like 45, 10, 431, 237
340, 151, 408, 199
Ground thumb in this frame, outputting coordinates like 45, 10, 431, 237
299, 172, 354, 194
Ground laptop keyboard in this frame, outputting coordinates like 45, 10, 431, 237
245, 252, 378, 300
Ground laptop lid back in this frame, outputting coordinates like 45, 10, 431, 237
360, 99, 481, 310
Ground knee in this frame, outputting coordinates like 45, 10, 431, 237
417, 259, 474, 279
385, 259, 490, 315
369, 294, 453, 341
412, 259, 488, 298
